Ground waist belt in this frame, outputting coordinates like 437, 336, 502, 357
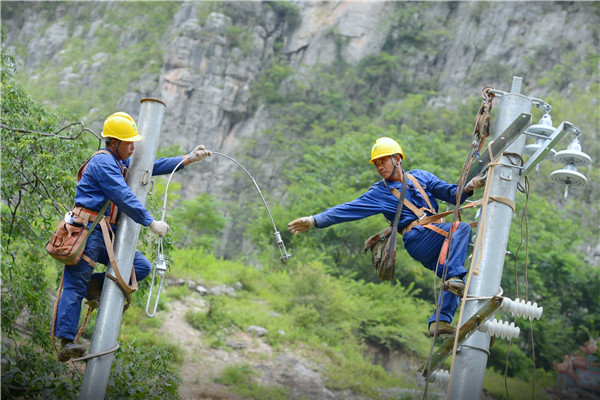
401, 217, 446, 235
400, 196, 515, 236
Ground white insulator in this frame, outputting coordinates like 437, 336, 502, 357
501, 297, 543, 320
427, 369, 450, 386
480, 319, 520, 340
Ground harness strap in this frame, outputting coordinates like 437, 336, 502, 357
99, 217, 138, 295
406, 173, 435, 212
82, 254, 96, 268
388, 176, 487, 236
71, 206, 137, 304
387, 173, 436, 218
489, 195, 515, 212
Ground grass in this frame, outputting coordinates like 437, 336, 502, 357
484, 367, 557, 400
43, 245, 560, 398
215, 364, 290, 400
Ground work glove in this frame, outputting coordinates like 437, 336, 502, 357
188, 145, 211, 163
149, 220, 170, 237
466, 174, 486, 192
288, 216, 315, 233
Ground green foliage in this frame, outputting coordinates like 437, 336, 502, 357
1, 39, 181, 398
3, 2, 599, 396
483, 366, 556, 400
355, 281, 431, 353
320, 343, 404, 395
265, 1, 301, 29
186, 296, 236, 338
170, 193, 226, 251
169, 248, 428, 393
1, 32, 95, 360
107, 341, 181, 400
1, 341, 81, 399
240, 14, 598, 392
250, 62, 294, 107
215, 364, 290, 400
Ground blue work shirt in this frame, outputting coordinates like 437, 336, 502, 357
313, 169, 472, 232
74, 148, 184, 226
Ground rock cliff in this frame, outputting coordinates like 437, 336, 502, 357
2, 1, 598, 258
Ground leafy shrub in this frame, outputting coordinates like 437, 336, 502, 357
107, 341, 181, 400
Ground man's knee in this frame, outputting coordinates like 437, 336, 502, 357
133, 252, 152, 281
458, 221, 472, 234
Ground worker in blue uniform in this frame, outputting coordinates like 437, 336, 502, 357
288, 137, 485, 336
54, 112, 211, 362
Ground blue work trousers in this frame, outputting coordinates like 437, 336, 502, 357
53, 227, 151, 341
403, 221, 472, 325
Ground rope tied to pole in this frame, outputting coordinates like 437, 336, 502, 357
422, 86, 496, 398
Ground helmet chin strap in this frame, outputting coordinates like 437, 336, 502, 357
389, 155, 400, 180
114, 139, 123, 159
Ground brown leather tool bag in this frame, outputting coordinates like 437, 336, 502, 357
45, 214, 89, 265
363, 226, 396, 281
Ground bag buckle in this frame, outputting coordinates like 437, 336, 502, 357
63, 211, 74, 223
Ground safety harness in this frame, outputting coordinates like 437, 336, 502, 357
384, 173, 514, 264
74, 150, 138, 297
51, 150, 138, 353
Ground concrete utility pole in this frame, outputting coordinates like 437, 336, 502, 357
79, 98, 166, 400
449, 77, 532, 399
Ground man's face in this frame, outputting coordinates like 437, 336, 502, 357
373, 155, 401, 180
116, 140, 135, 160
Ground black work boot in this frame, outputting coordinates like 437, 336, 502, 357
442, 277, 465, 297
85, 279, 102, 309
57, 338, 86, 362
429, 321, 456, 337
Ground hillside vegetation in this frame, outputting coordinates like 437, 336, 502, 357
1, 2, 599, 399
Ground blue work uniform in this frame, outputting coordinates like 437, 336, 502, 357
54, 148, 185, 341
313, 169, 473, 326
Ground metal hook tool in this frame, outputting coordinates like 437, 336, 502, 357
145, 157, 185, 318
145, 150, 292, 317
211, 151, 292, 262
145, 237, 168, 317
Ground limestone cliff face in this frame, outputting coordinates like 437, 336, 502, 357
2, 1, 597, 258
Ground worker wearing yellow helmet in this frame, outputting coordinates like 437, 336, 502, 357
53, 111, 212, 362
288, 137, 485, 337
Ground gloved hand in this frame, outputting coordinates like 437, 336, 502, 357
288, 216, 315, 233
188, 145, 211, 163
466, 174, 486, 192
149, 220, 169, 237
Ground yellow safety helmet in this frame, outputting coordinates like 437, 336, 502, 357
369, 137, 404, 163
101, 112, 142, 142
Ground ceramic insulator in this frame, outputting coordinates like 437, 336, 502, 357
480, 319, 520, 340
427, 369, 450, 385
501, 297, 543, 320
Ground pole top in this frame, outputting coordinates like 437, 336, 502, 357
510, 77, 523, 94
140, 98, 166, 107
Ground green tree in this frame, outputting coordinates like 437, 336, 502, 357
1, 34, 179, 398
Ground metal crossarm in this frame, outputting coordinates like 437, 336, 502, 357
466, 113, 531, 182
420, 296, 504, 377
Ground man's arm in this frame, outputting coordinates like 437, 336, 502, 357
288, 185, 387, 233
90, 156, 154, 226
152, 145, 211, 175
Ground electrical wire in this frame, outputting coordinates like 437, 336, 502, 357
504, 175, 535, 399
146, 150, 292, 317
